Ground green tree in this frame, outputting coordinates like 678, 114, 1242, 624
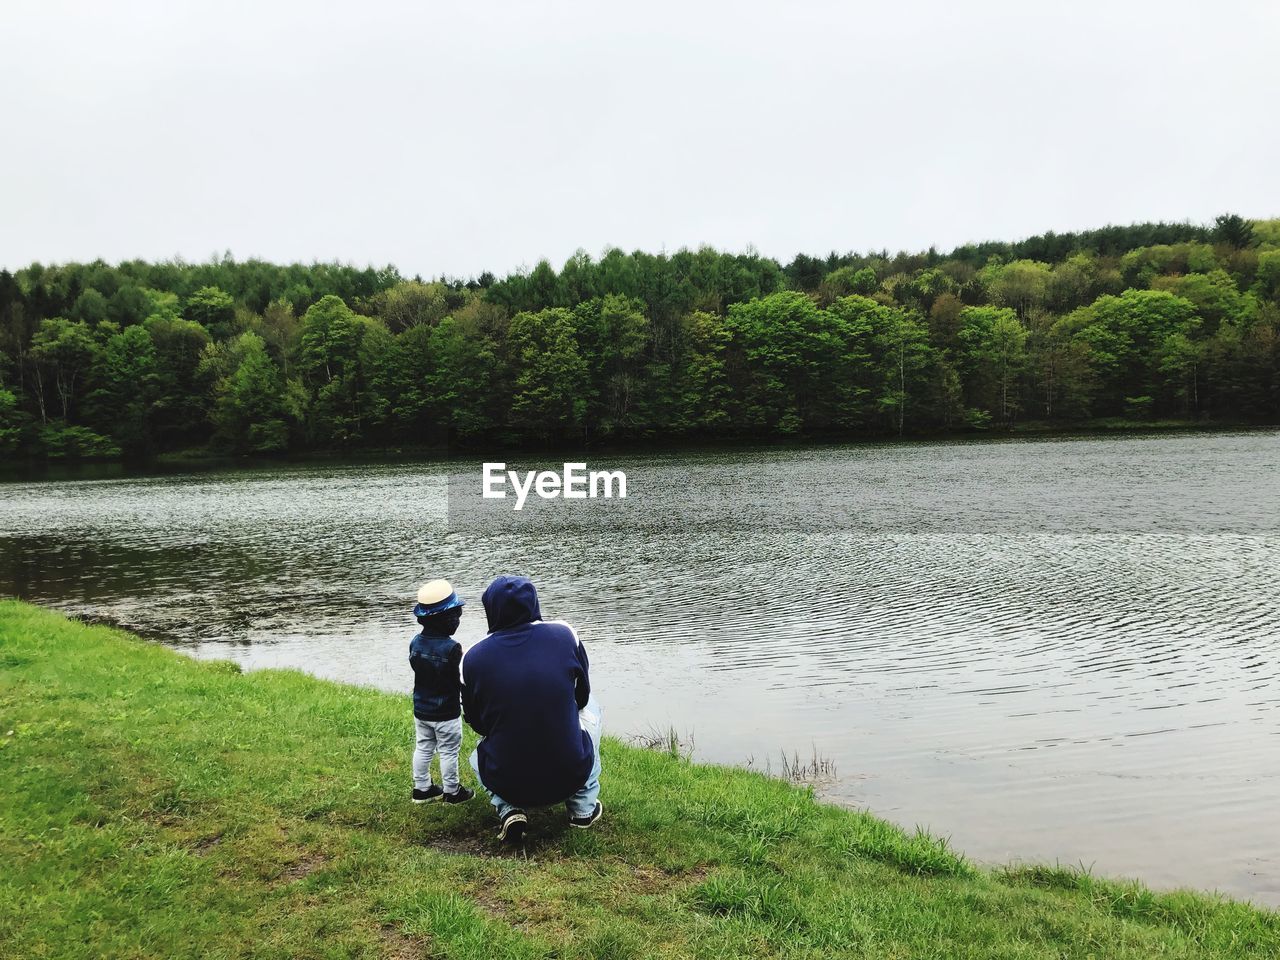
72, 288, 109, 324
259, 299, 300, 373
506, 307, 589, 443
1213, 213, 1255, 249
1027, 312, 1093, 420
30, 317, 98, 422
381, 298, 506, 444
207, 332, 294, 453
298, 295, 387, 446
871, 306, 933, 436
526, 260, 560, 311
1046, 254, 1099, 312
1203, 307, 1279, 420
927, 293, 965, 354
0, 388, 22, 453
355, 320, 395, 442
984, 260, 1051, 319
819, 265, 878, 304
107, 285, 152, 327
900, 268, 954, 313
1057, 290, 1201, 415
385, 297, 510, 443
577, 294, 651, 437
381, 323, 434, 441
0, 221, 1273, 460
424, 316, 502, 441
1151, 270, 1254, 329
958, 306, 1028, 423
826, 295, 889, 430
558, 250, 600, 306
1255, 250, 1280, 302
145, 315, 213, 447
677, 311, 732, 434
144, 289, 183, 323
372, 281, 450, 332
1158, 330, 1202, 414
725, 292, 852, 434
86, 325, 159, 455
185, 286, 236, 338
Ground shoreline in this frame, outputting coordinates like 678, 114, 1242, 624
53, 608, 1273, 909
2, 600, 1276, 958
1, 419, 1275, 483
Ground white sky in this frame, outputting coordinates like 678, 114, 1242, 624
2, 0, 1277, 279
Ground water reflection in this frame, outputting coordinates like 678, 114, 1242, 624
2, 431, 1278, 904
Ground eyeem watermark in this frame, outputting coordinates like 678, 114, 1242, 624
482, 462, 627, 511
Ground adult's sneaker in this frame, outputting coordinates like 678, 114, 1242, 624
569, 801, 603, 829
498, 809, 528, 843
411, 785, 443, 804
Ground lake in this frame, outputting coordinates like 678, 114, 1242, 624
2, 430, 1278, 905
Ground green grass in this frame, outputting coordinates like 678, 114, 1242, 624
1, 601, 1275, 959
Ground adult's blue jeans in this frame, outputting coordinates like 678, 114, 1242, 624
470, 696, 602, 819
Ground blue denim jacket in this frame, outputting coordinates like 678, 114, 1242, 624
409, 632, 462, 721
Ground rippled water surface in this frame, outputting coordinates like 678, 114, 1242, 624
3, 431, 1279, 904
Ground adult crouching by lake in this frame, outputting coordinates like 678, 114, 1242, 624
462, 575, 603, 843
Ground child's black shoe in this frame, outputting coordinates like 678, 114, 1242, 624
443, 786, 474, 804
411, 785, 443, 804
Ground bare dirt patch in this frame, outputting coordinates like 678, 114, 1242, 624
418, 809, 576, 861
629, 862, 710, 894
190, 832, 224, 856
278, 851, 329, 883
378, 923, 431, 960
469, 888, 522, 926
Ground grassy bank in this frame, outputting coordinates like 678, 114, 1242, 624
1, 602, 1275, 959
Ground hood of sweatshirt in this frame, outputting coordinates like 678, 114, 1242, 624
481, 575, 542, 632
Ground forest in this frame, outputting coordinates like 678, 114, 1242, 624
1, 214, 1277, 459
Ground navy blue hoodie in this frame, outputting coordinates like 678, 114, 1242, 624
461, 576, 593, 808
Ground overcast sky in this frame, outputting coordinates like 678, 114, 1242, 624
3, 0, 1277, 279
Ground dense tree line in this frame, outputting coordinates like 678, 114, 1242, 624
1, 215, 1277, 459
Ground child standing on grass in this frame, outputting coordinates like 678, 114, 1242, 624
409, 579, 474, 805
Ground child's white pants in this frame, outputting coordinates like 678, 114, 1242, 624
413, 716, 463, 793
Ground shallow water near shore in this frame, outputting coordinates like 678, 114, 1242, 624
2, 430, 1278, 905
